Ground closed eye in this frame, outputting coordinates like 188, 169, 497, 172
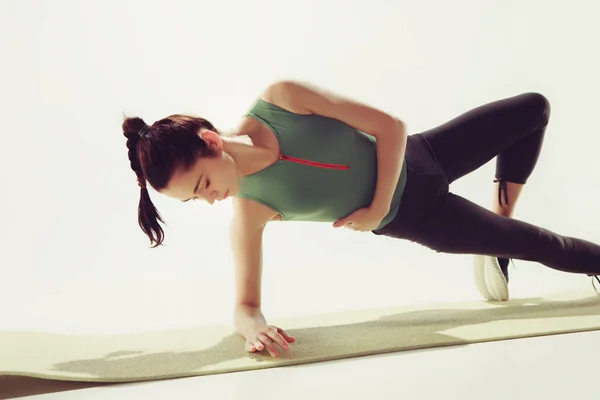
182, 173, 207, 203
183, 180, 210, 202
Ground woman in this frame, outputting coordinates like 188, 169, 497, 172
123, 80, 600, 358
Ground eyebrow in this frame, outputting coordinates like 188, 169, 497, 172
182, 174, 203, 202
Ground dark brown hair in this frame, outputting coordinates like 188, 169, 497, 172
122, 114, 219, 247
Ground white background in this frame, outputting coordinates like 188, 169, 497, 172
1, 0, 599, 399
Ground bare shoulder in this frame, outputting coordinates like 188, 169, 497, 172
231, 197, 281, 231
259, 81, 313, 115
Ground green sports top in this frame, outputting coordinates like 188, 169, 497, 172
236, 98, 408, 230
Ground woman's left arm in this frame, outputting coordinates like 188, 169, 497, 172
368, 121, 407, 217
262, 80, 408, 219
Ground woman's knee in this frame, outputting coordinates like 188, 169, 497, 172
521, 92, 551, 127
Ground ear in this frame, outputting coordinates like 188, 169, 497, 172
199, 129, 223, 152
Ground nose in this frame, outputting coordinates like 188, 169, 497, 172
201, 190, 218, 205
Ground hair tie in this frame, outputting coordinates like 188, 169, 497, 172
138, 124, 151, 139
137, 176, 147, 189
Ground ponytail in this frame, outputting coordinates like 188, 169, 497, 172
123, 117, 165, 247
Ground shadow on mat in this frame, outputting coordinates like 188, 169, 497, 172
0, 376, 108, 400
2, 292, 599, 399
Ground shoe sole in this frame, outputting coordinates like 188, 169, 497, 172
474, 255, 509, 301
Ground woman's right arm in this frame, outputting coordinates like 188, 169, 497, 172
230, 214, 266, 330
230, 198, 295, 357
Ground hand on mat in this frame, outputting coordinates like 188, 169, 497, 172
245, 324, 296, 358
333, 206, 387, 232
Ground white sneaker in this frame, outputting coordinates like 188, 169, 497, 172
474, 255, 510, 301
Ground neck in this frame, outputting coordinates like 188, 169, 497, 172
221, 136, 270, 177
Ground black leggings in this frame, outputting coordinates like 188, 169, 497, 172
374, 92, 600, 276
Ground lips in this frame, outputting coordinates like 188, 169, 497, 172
223, 189, 229, 200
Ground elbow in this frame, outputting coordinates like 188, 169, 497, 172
392, 118, 406, 133
380, 118, 406, 139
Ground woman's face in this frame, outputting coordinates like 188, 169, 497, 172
162, 130, 240, 204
